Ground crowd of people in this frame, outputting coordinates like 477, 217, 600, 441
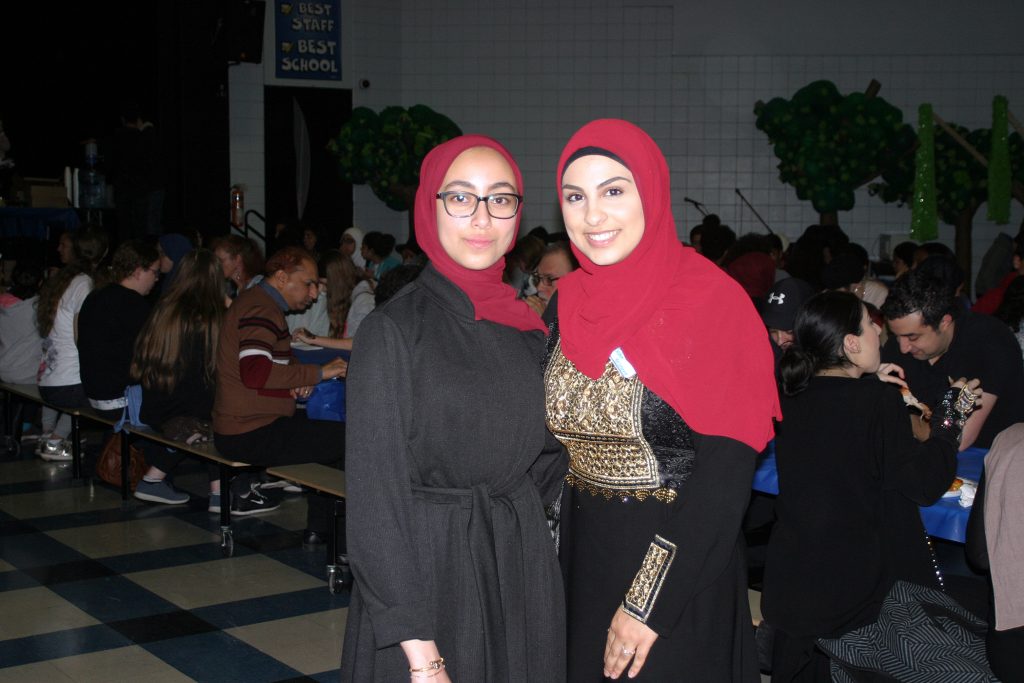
2, 116, 1023, 682
0, 215, 419, 557
337, 120, 1021, 683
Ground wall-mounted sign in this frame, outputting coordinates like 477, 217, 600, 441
275, 0, 341, 81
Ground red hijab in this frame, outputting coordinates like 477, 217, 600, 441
555, 119, 780, 451
414, 135, 547, 334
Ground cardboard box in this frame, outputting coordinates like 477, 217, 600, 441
25, 178, 69, 208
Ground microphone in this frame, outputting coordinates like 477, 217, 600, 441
683, 197, 708, 216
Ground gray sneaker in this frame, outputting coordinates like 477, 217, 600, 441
133, 479, 191, 505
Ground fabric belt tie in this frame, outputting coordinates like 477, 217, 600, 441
89, 396, 127, 411
412, 477, 532, 682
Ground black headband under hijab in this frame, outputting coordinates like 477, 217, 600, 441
561, 146, 629, 178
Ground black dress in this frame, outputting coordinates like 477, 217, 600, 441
340, 264, 567, 682
545, 320, 760, 682
763, 376, 957, 682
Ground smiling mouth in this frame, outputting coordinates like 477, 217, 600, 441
584, 229, 620, 245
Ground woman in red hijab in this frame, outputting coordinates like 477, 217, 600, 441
341, 135, 566, 682
546, 120, 780, 681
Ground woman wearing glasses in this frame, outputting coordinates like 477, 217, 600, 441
341, 135, 566, 682
523, 241, 579, 316
546, 119, 780, 681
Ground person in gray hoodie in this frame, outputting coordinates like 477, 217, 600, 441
0, 261, 44, 384
0, 261, 44, 446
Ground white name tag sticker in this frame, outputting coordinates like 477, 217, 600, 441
610, 347, 637, 379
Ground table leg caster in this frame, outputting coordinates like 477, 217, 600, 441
326, 561, 351, 594
326, 564, 341, 594
220, 526, 234, 557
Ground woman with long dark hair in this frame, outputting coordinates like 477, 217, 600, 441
341, 135, 566, 681
765, 290, 981, 681
130, 248, 225, 509
36, 226, 108, 460
547, 119, 780, 681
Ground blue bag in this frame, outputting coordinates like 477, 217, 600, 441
305, 379, 345, 422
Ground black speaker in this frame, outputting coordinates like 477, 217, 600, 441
221, 0, 265, 63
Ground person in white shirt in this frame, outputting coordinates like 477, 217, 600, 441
35, 227, 108, 460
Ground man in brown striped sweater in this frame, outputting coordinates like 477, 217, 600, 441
214, 247, 347, 544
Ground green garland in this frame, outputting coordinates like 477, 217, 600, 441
987, 95, 1011, 224
911, 104, 938, 241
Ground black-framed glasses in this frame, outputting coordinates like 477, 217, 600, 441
436, 191, 523, 219
530, 272, 560, 287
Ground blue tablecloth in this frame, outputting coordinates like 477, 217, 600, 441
0, 207, 80, 239
291, 344, 349, 366
752, 441, 987, 544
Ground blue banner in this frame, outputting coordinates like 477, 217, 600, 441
275, 0, 341, 81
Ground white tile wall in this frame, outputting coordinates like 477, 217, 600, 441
231, 0, 1024, 280
228, 61, 267, 253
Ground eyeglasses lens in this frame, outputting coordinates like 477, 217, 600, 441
441, 192, 520, 219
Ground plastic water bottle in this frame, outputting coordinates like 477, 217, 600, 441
79, 142, 106, 209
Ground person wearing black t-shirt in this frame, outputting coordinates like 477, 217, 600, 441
882, 268, 1024, 450
78, 240, 161, 417
78, 242, 176, 502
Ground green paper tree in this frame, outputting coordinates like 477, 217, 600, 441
870, 124, 1024, 294
754, 80, 917, 225
988, 95, 1011, 223
911, 104, 938, 241
328, 105, 462, 212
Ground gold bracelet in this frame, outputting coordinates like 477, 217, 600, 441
410, 668, 443, 679
409, 657, 445, 675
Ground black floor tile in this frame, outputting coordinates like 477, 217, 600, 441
106, 609, 221, 644
0, 517, 37, 537
20, 558, 117, 586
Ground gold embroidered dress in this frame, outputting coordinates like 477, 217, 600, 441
546, 323, 760, 682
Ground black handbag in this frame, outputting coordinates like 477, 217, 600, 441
816, 580, 998, 682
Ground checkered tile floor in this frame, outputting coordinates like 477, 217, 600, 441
0, 441, 347, 682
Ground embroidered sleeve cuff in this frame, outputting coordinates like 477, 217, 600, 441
622, 534, 677, 623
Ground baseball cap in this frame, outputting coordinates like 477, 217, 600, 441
761, 277, 817, 331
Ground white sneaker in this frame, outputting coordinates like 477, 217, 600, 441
38, 439, 72, 462
260, 477, 303, 494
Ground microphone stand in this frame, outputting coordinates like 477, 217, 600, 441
734, 189, 774, 234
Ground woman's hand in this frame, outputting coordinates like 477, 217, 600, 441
604, 607, 658, 679
401, 639, 450, 682
293, 327, 318, 345
523, 294, 546, 316
412, 672, 451, 683
910, 413, 931, 441
949, 377, 983, 411
876, 362, 907, 389
950, 376, 982, 395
